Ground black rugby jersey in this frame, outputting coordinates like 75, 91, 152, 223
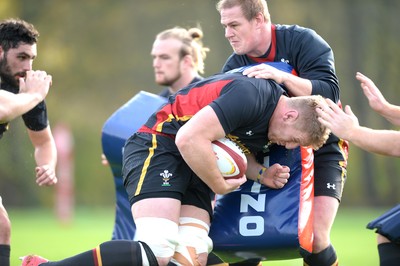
0, 82, 48, 139
139, 72, 284, 154
222, 24, 339, 102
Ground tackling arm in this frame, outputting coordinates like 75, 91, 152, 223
175, 106, 246, 195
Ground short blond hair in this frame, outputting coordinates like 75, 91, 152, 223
288, 95, 331, 150
216, 0, 271, 22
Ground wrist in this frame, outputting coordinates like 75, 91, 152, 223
22, 91, 44, 103
256, 167, 268, 184
279, 72, 290, 85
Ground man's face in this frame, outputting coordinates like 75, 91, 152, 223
0, 43, 36, 88
268, 121, 309, 150
220, 5, 259, 56
151, 38, 183, 87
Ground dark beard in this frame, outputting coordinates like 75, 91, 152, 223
0, 55, 19, 91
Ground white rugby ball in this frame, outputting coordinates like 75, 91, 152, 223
212, 137, 247, 179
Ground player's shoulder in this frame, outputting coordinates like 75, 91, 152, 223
275, 24, 327, 49
275, 24, 317, 38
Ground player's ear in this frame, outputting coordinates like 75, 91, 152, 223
254, 12, 265, 27
182, 54, 194, 68
283, 110, 299, 122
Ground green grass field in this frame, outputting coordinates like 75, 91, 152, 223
9, 207, 385, 266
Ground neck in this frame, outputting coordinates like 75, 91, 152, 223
249, 22, 272, 57
170, 71, 198, 94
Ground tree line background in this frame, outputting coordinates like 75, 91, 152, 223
1, 0, 399, 209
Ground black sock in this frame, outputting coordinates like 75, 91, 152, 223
0, 244, 10, 266
45, 240, 148, 266
378, 242, 400, 266
303, 244, 338, 266
207, 252, 226, 265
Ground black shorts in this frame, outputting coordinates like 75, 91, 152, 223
122, 132, 213, 218
367, 204, 400, 244
313, 135, 349, 202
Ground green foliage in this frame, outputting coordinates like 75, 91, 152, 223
0, 0, 400, 207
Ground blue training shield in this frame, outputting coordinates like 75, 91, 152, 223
101, 91, 167, 240
209, 145, 314, 262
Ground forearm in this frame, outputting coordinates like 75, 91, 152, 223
34, 139, 57, 168
175, 107, 229, 194
244, 153, 265, 182
0, 90, 42, 123
379, 103, 400, 126
348, 126, 400, 157
281, 74, 312, 96
28, 127, 57, 168
245, 153, 290, 189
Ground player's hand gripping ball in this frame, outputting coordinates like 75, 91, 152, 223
212, 138, 247, 179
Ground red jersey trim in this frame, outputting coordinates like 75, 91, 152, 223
92, 246, 102, 266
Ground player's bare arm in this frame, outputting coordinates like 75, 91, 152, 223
0, 70, 52, 123
176, 106, 246, 195
317, 98, 400, 157
27, 127, 58, 186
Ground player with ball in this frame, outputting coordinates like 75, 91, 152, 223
22, 72, 330, 266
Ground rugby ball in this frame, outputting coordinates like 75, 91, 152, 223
212, 138, 247, 179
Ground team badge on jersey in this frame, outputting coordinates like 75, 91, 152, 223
160, 170, 172, 186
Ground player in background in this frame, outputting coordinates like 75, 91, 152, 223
22, 72, 331, 266
216, 1, 348, 265
317, 72, 400, 266
0, 18, 57, 266
153, 26, 209, 97
101, 26, 209, 165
